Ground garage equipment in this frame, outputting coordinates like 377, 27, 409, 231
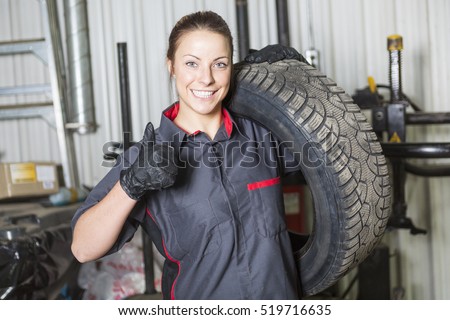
0, 202, 80, 299
0, 0, 98, 299
353, 35, 450, 235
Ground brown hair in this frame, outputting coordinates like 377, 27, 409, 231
166, 11, 234, 65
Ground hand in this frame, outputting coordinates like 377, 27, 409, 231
120, 122, 178, 200
244, 44, 309, 64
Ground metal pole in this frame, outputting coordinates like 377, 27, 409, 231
275, 0, 290, 46
116, 42, 156, 295
381, 142, 450, 158
64, 0, 97, 134
42, 0, 79, 188
117, 43, 132, 150
404, 162, 450, 177
235, 0, 250, 61
405, 112, 450, 125
142, 231, 157, 294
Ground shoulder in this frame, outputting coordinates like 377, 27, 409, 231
231, 110, 268, 131
231, 112, 273, 139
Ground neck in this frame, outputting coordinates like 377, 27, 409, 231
174, 105, 223, 139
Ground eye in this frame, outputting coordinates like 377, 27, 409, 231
214, 61, 228, 68
186, 61, 197, 68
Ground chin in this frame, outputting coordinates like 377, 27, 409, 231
192, 102, 222, 115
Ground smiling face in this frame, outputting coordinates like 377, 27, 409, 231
167, 29, 232, 119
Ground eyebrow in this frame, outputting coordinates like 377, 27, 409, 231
183, 54, 229, 61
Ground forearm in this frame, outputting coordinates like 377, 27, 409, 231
71, 181, 137, 263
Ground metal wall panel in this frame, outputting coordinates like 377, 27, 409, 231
425, 0, 450, 300
247, 0, 278, 49
1, 0, 449, 299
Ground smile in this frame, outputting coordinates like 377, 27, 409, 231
192, 90, 216, 99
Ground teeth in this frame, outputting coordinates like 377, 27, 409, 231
192, 90, 214, 98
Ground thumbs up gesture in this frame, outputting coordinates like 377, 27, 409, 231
120, 122, 178, 200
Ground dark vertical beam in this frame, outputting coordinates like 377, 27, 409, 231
117, 42, 157, 294
275, 0, 290, 46
117, 42, 132, 150
357, 245, 391, 299
142, 229, 157, 294
236, 0, 250, 60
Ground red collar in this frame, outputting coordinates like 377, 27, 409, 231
163, 102, 233, 137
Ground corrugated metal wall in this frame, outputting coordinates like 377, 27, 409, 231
1, 0, 449, 299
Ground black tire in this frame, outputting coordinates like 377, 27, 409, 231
229, 60, 391, 297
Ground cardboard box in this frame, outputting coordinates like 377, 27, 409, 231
0, 162, 59, 200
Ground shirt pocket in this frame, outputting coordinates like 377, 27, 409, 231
166, 199, 222, 260
247, 176, 287, 237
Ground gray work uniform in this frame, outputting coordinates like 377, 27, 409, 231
72, 103, 302, 299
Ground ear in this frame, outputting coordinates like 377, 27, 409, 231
166, 59, 174, 77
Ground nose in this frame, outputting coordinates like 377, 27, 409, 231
199, 66, 214, 86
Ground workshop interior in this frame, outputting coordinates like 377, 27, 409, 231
1, 0, 449, 300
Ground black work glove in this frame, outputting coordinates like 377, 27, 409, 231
244, 44, 309, 64
120, 122, 177, 200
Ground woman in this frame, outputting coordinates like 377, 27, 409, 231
71, 10, 304, 299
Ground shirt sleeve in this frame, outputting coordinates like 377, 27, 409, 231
71, 142, 146, 257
